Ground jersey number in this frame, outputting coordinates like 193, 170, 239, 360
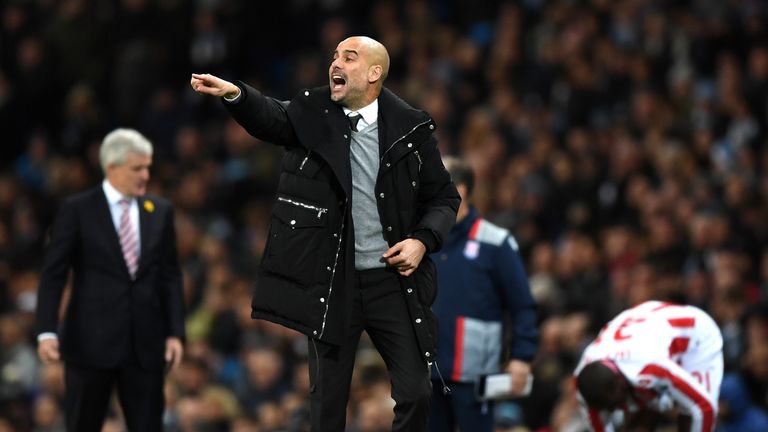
594, 305, 696, 359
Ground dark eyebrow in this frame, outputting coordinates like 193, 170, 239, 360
332, 49, 359, 58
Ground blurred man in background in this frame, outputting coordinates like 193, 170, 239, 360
35, 128, 185, 432
429, 156, 538, 431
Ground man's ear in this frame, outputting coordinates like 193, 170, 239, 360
456, 184, 469, 202
368, 65, 383, 83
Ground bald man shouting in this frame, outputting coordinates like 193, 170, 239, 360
191, 36, 459, 431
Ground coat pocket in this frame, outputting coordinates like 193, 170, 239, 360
261, 195, 328, 286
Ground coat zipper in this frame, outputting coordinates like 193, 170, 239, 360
414, 150, 422, 172
319, 203, 346, 339
299, 149, 311, 170
277, 196, 328, 218
380, 119, 432, 162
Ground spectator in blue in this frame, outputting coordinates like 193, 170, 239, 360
718, 373, 768, 432
428, 156, 538, 431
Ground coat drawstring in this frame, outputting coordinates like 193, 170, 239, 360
432, 360, 451, 395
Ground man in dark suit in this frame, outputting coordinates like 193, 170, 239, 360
35, 128, 185, 432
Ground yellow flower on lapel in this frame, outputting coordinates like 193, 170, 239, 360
143, 199, 155, 213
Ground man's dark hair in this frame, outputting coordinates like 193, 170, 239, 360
442, 156, 475, 195
576, 361, 627, 410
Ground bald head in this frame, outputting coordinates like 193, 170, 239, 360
329, 36, 390, 109
345, 36, 390, 82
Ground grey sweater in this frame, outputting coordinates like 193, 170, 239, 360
350, 121, 389, 270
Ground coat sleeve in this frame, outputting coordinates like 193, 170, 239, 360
222, 81, 301, 148
493, 234, 538, 362
408, 136, 460, 252
36, 198, 79, 336
159, 203, 185, 340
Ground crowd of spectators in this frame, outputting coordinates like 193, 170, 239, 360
2, 0, 768, 430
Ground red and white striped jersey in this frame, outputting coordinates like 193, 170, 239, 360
575, 301, 723, 432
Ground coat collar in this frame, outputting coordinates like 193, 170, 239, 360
299, 85, 434, 149
286, 86, 435, 198
376, 87, 432, 147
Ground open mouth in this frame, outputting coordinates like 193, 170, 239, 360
331, 74, 346, 90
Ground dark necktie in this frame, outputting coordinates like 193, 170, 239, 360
348, 113, 362, 132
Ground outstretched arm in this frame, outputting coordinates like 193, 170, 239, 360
190, 73, 240, 99
189, 73, 299, 147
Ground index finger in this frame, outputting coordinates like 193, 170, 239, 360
382, 242, 403, 258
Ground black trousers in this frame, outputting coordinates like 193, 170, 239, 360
64, 347, 164, 432
309, 267, 432, 431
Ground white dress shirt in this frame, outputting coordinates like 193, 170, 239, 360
343, 99, 379, 131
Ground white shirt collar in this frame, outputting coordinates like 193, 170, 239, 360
343, 99, 379, 127
102, 180, 131, 205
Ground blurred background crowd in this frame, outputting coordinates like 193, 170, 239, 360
2, 0, 768, 431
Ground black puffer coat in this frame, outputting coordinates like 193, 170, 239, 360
224, 83, 460, 363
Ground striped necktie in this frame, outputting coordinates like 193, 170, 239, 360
118, 199, 139, 278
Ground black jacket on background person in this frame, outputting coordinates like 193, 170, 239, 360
223, 82, 460, 362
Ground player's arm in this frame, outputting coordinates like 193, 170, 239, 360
638, 362, 715, 432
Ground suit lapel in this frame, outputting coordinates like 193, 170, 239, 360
137, 197, 154, 278
286, 87, 353, 198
